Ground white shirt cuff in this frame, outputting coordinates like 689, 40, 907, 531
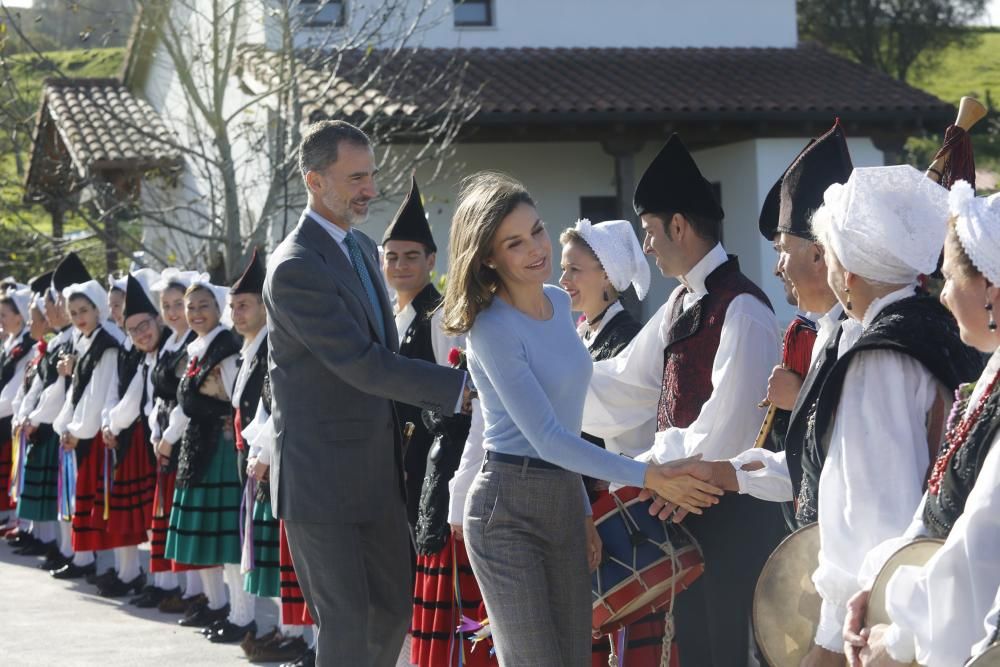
815, 599, 848, 653
883, 623, 917, 664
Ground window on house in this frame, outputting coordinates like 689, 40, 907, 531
298, 0, 345, 27
454, 0, 492, 27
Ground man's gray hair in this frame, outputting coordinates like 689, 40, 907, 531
298, 120, 371, 176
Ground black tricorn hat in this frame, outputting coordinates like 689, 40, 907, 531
758, 138, 815, 240
633, 134, 724, 222
230, 248, 266, 296
776, 120, 853, 240
382, 176, 436, 253
51, 252, 92, 292
124, 273, 158, 319
28, 271, 54, 296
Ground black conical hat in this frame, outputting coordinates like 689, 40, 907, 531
28, 271, 54, 296
759, 138, 815, 240
777, 120, 853, 240
51, 252, 92, 292
231, 247, 266, 295
124, 273, 158, 319
633, 134, 724, 222
382, 176, 436, 252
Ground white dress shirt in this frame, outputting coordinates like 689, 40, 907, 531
0, 328, 31, 420
231, 327, 268, 409
811, 285, 947, 652
394, 300, 455, 368
728, 302, 845, 502
27, 327, 72, 427
53, 326, 119, 440
163, 325, 239, 443
583, 243, 781, 464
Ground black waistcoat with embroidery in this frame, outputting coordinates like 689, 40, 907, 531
923, 385, 1000, 539
38, 328, 73, 392
797, 295, 983, 528
115, 328, 171, 465
175, 329, 241, 487
396, 283, 443, 530
580, 308, 643, 499
151, 330, 197, 437
0, 330, 36, 435
67, 327, 119, 459
234, 334, 271, 501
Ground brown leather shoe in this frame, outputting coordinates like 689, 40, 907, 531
241, 627, 279, 657
249, 636, 309, 664
158, 592, 206, 614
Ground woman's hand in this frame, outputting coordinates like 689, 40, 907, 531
247, 457, 269, 482
858, 624, 907, 667
156, 438, 173, 466
844, 589, 871, 667
57, 354, 75, 377
641, 456, 723, 517
800, 645, 846, 667
102, 427, 118, 449
585, 516, 603, 573
60, 433, 78, 450
451, 523, 464, 542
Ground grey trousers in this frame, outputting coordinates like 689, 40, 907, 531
284, 500, 411, 667
464, 459, 591, 667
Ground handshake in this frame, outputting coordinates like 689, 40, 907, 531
639, 455, 742, 523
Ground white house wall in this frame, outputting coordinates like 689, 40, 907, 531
290, 0, 798, 50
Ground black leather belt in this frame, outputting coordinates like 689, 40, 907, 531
485, 450, 562, 471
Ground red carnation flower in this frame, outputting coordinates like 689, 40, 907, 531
447, 347, 462, 366
185, 356, 202, 378
35, 340, 47, 355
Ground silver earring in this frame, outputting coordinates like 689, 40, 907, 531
987, 301, 996, 331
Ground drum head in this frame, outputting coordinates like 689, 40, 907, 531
969, 644, 1000, 666
867, 538, 944, 628
753, 523, 821, 667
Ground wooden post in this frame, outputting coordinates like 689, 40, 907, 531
601, 136, 645, 319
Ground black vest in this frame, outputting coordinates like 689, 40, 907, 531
797, 295, 983, 528
70, 328, 120, 406
235, 334, 269, 425
923, 380, 1000, 539
1, 330, 35, 391
38, 327, 73, 392
396, 283, 444, 530
175, 329, 241, 487
151, 330, 197, 436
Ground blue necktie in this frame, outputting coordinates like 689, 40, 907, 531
344, 231, 387, 342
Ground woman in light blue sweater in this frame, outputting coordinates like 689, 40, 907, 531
441, 172, 722, 666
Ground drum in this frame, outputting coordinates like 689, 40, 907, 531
753, 523, 821, 667
970, 644, 1000, 666
591, 487, 704, 636
867, 538, 944, 628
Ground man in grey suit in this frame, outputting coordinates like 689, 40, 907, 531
264, 120, 467, 666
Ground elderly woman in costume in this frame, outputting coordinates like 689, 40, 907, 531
795, 166, 981, 666
840, 184, 1000, 667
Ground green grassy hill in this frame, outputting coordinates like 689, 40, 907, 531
910, 30, 1000, 106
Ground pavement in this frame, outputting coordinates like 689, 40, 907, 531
0, 539, 290, 666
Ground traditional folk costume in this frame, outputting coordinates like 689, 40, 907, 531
804, 166, 983, 654
583, 135, 787, 667
850, 185, 1000, 666
566, 219, 676, 667
11, 273, 63, 563
726, 122, 853, 530
96, 272, 165, 597
163, 279, 242, 626
1, 288, 37, 525
51, 280, 130, 579
379, 179, 491, 667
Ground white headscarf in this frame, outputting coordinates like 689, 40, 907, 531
107, 273, 127, 293
571, 219, 651, 300
951, 180, 1000, 286
4, 286, 33, 320
151, 268, 204, 292
62, 280, 110, 323
816, 165, 949, 285
187, 276, 233, 329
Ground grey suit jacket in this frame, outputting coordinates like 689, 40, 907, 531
264, 214, 465, 523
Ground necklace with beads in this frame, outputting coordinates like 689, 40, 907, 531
928, 370, 1000, 495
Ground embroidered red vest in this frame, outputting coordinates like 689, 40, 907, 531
656, 256, 772, 431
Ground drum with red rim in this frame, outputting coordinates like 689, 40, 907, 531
591, 486, 704, 636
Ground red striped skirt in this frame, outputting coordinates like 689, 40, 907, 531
92, 426, 156, 539
71, 435, 145, 552
149, 469, 202, 573
411, 534, 496, 667
0, 436, 15, 512
279, 519, 314, 626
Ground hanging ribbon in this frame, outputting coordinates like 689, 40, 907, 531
240, 476, 256, 575
449, 536, 465, 667
153, 468, 166, 519
58, 449, 77, 522
9, 426, 27, 504
102, 445, 115, 521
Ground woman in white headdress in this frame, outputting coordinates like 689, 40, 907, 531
0, 286, 37, 531
558, 219, 666, 665
840, 185, 1000, 667
793, 165, 983, 664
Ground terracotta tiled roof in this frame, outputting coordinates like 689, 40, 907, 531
240, 44, 951, 124
38, 78, 182, 174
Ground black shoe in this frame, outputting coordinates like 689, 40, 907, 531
131, 585, 179, 608
248, 636, 308, 663
99, 571, 147, 598
51, 561, 97, 580
200, 618, 227, 636
14, 538, 53, 556
178, 603, 229, 628
280, 648, 315, 667
85, 567, 116, 586
39, 552, 71, 571
208, 619, 257, 644
7, 531, 39, 549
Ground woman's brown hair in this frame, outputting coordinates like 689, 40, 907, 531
442, 171, 535, 335
946, 216, 983, 280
